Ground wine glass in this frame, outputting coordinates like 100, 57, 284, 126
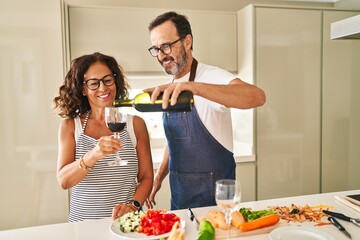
105, 106, 128, 166
215, 179, 241, 239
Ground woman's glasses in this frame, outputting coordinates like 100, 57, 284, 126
83, 73, 116, 90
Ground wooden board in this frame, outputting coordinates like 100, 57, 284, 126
198, 216, 290, 239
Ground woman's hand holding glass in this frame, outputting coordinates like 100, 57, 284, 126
105, 107, 128, 166
91, 135, 123, 159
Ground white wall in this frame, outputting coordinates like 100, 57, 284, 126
0, 0, 67, 230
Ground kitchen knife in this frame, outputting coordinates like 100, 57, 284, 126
328, 216, 352, 239
323, 210, 360, 227
187, 208, 200, 230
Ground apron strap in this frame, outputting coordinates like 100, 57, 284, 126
189, 58, 198, 82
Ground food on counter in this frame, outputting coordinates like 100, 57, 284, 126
231, 211, 246, 228
268, 204, 333, 224
205, 208, 280, 232
239, 208, 277, 221
138, 209, 180, 236
198, 219, 216, 240
119, 209, 180, 236
238, 208, 280, 232
238, 213, 280, 232
206, 210, 228, 230
118, 210, 144, 233
165, 221, 185, 240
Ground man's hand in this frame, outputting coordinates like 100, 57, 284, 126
145, 180, 162, 209
143, 82, 193, 109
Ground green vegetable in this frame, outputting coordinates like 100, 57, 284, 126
290, 209, 300, 214
198, 219, 215, 240
118, 210, 144, 233
239, 208, 277, 222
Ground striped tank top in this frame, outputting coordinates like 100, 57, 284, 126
68, 111, 138, 222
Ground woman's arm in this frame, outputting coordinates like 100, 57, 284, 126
56, 118, 121, 189
56, 119, 87, 189
132, 115, 154, 204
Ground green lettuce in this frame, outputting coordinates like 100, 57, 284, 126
239, 208, 277, 222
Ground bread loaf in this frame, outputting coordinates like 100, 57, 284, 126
206, 210, 228, 230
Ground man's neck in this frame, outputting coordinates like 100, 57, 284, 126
174, 56, 193, 80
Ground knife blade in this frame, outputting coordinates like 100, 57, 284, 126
328, 216, 352, 239
187, 208, 200, 230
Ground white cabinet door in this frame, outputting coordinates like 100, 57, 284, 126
68, 7, 237, 74
254, 7, 322, 200
322, 11, 360, 193
236, 162, 256, 202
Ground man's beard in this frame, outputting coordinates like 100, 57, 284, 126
159, 47, 187, 76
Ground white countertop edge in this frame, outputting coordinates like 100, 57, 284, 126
235, 154, 256, 163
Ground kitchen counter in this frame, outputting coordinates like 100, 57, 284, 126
1, 190, 359, 240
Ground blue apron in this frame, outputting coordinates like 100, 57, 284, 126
163, 59, 236, 210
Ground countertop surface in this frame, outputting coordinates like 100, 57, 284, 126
1, 190, 359, 240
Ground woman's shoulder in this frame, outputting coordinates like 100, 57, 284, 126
61, 117, 75, 127
132, 115, 145, 123
131, 115, 147, 133
59, 117, 76, 137
132, 115, 147, 128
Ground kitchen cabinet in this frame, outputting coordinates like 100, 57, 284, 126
67, 6, 237, 74
236, 162, 256, 202
322, 11, 360, 192
238, 5, 323, 200
238, 5, 360, 200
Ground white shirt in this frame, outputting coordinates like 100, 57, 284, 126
173, 62, 235, 152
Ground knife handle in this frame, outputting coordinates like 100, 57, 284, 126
328, 216, 346, 231
323, 210, 351, 222
187, 208, 195, 221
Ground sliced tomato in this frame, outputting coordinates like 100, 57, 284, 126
138, 210, 180, 236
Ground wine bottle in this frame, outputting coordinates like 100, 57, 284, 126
113, 91, 194, 112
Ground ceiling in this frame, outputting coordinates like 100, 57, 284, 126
64, 0, 360, 13
65, 0, 340, 11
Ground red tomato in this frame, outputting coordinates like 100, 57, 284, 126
138, 210, 180, 236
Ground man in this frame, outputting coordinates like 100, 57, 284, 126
144, 11, 266, 210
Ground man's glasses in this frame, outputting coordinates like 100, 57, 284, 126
83, 73, 116, 90
148, 37, 184, 57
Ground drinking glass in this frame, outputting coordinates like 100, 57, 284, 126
105, 107, 128, 166
215, 179, 242, 239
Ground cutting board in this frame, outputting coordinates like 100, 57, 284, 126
197, 216, 289, 239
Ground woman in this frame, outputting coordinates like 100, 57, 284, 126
53, 52, 153, 222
